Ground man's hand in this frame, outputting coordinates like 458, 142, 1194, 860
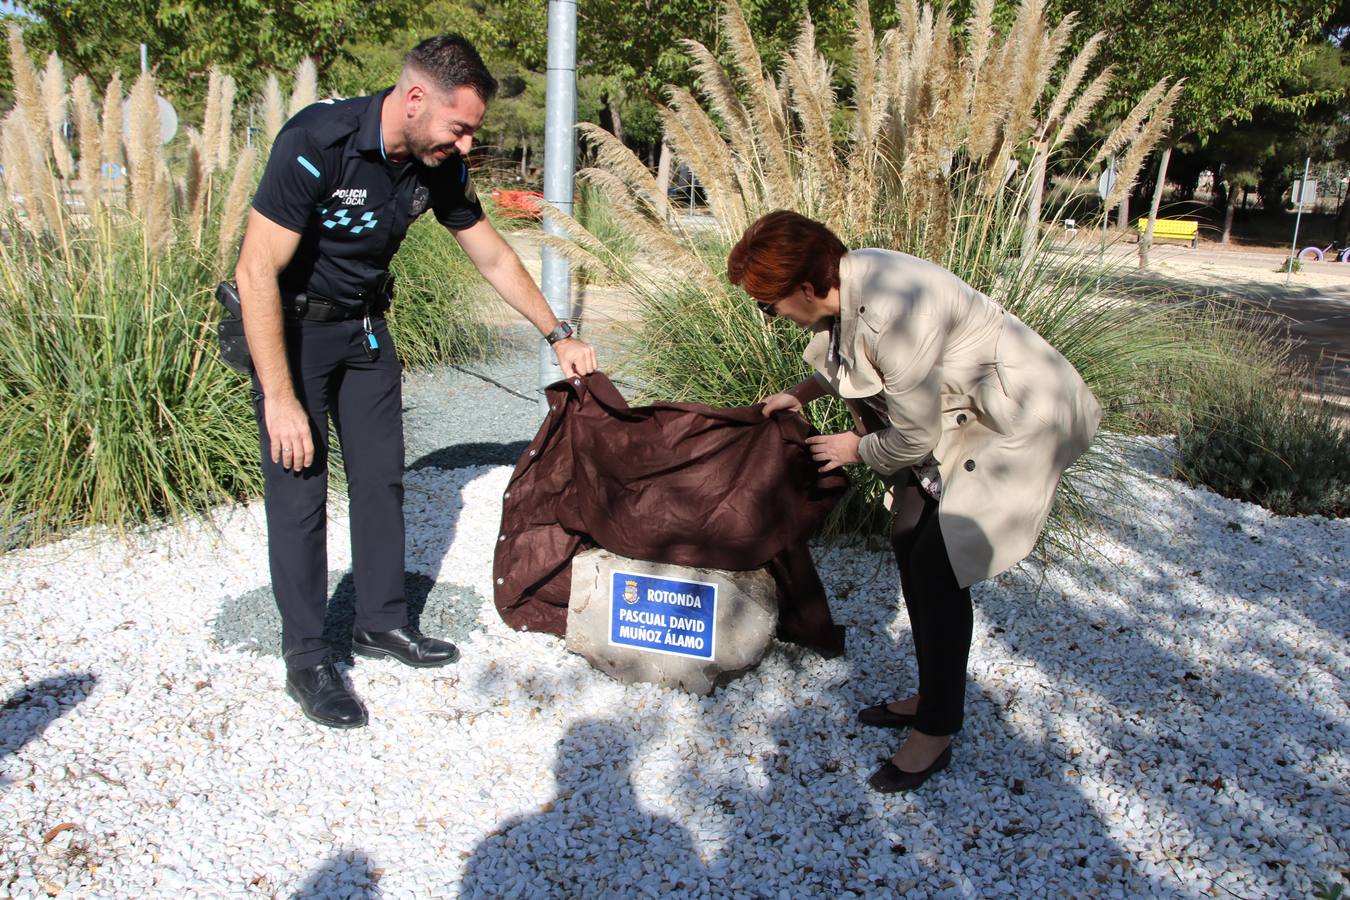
806, 431, 861, 472
760, 392, 803, 417
553, 337, 597, 378
265, 396, 315, 472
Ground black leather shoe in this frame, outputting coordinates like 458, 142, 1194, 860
868, 746, 952, 793
285, 661, 367, 729
857, 702, 919, 730
351, 625, 460, 668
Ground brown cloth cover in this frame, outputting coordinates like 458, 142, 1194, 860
492, 372, 848, 657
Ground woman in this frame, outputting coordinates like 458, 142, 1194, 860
728, 211, 1101, 792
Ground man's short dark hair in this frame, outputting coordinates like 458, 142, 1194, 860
405, 35, 498, 103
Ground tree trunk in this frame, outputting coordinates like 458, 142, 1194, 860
655, 139, 673, 222
1138, 139, 1174, 270
1117, 194, 1129, 230
599, 92, 625, 144
1221, 178, 1238, 245
1020, 142, 1048, 268
519, 142, 529, 180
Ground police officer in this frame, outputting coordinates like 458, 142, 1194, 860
235, 35, 597, 728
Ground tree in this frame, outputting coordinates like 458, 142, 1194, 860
9, 0, 412, 112
1050, 0, 1339, 267
480, 0, 865, 198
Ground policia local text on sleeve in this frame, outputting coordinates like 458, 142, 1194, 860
230, 35, 598, 729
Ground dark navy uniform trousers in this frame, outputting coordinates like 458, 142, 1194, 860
251, 315, 407, 671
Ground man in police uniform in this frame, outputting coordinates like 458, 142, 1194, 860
235, 35, 596, 728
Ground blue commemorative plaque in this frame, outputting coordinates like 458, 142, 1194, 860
609, 570, 717, 660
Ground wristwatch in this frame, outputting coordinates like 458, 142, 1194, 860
545, 320, 574, 345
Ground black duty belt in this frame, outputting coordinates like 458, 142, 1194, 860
283, 292, 389, 323
284, 273, 395, 322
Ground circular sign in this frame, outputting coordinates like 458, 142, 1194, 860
121, 95, 179, 145
1097, 165, 1118, 200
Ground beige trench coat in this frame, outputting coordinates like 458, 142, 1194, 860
804, 249, 1102, 587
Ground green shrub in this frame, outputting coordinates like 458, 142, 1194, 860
386, 216, 498, 370
1175, 367, 1348, 518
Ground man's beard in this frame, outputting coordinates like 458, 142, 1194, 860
407, 125, 455, 167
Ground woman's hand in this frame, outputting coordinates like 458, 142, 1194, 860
806, 431, 861, 471
760, 392, 802, 417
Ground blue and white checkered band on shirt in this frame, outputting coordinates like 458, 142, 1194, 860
318, 208, 380, 235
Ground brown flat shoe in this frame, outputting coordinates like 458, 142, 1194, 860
856, 702, 918, 730
867, 746, 952, 793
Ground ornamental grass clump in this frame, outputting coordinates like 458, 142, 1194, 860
0, 33, 262, 542
540, 0, 1195, 557
0, 38, 497, 543
387, 216, 498, 369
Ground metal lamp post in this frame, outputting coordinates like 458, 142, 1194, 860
538, 0, 578, 414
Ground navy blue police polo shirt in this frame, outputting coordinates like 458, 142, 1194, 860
251, 87, 484, 303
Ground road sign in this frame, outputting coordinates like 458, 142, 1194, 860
1097, 164, 1118, 200
1291, 178, 1318, 209
121, 95, 179, 146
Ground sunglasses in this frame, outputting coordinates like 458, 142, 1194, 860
756, 299, 780, 318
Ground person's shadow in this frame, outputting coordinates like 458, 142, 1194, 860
291, 849, 380, 898
459, 717, 715, 898
1, 673, 97, 787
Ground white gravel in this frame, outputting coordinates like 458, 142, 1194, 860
0, 439, 1346, 898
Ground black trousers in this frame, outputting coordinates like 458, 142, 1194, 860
250, 316, 407, 671
891, 472, 973, 736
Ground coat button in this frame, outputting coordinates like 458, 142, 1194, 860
956, 413, 967, 425
964, 459, 976, 472
858, 305, 865, 313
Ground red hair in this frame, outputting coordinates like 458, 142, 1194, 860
726, 211, 848, 301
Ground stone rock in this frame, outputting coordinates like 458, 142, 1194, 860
566, 549, 777, 694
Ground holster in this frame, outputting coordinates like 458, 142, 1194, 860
214, 281, 252, 374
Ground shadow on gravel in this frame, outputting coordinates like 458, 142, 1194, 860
293, 849, 381, 898
465, 590, 1169, 894
982, 478, 1350, 891
459, 717, 711, 897
0, 673, 97, 783
679, 641, 1174, 894
455, 442, 1344, 892
409, 440, 529, 472
211, 572, 485, 661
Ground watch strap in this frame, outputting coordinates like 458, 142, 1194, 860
545, 320, 574, 345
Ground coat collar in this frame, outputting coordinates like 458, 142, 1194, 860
803, 251, 884, 398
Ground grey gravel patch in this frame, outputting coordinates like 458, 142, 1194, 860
402, 328, 543, 471
211, 570, 486, 659
400, 323, 638, 472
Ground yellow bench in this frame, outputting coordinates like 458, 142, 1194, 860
1136, 218, 1198, 248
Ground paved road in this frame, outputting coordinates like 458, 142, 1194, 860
1101, 242, 1350, 402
